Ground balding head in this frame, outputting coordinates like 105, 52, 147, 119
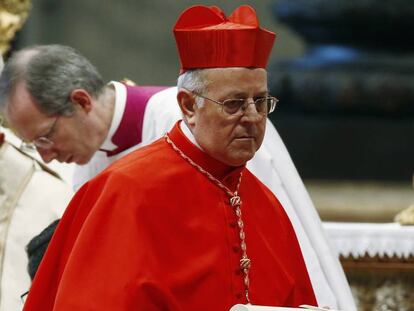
0, 47, 41, 115
0, 45, 109, 165
0, 44, 104, 120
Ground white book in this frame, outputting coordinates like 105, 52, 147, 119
230, 305, 303, 311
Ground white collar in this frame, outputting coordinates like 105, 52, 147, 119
100, 81, 126, 151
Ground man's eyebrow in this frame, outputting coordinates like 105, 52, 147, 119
255, 90, 269, 97
223, 90, 268, 98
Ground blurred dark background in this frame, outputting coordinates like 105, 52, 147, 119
10, 0, 414, 182
15, 0, 302, 84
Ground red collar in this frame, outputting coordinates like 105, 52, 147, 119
167, 121, 245, 190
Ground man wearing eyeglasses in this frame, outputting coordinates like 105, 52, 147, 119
20, 5, 355, 311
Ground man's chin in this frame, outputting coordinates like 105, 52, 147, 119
224, 152, 256, 167
74, 156, 91, 165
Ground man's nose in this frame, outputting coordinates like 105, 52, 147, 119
37, 147, 57, 163
240, 101, 264, 123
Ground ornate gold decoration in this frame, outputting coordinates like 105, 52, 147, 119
0, 0, 32, 55
394, 205, 414, 225
121, 78, 136, 86
394, 175, 414, 225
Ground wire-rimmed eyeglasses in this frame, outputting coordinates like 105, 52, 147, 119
190, 91, 278, 116
20, 116, 60, 152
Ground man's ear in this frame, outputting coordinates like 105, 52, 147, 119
177, 88, 198, 127
70, 89, 93, 113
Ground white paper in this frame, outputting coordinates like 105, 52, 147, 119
230, 305, 304, 311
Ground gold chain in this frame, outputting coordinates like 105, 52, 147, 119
165, 134, 252, 303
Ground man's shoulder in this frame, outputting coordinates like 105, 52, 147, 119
243, 169, 278, 200
99, 137, 178, 182
108, 138, 163, 165
126, 84, 175, 101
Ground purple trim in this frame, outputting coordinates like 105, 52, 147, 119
107, 85, 168, 156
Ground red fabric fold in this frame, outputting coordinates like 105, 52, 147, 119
23, 122, 316, 311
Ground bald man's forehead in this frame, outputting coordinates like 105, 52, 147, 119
15, 49, 39, 66
7, 81, 40, 120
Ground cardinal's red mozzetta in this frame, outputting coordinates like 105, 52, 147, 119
23, 5, 317, 310
23, 122, 316, 310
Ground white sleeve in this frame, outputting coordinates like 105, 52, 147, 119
0, 141, 73, 311
141, 87, 182, 144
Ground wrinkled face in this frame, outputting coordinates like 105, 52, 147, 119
6, 81, 99, 164
189, 68, 268, 167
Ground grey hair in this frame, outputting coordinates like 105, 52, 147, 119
177, 69, 208, 93
177, 69, 215, 107
0, 44, 104, 117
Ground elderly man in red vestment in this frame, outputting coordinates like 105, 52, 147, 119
22, 5, 319, 311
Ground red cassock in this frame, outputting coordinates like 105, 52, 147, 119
23, 122, 316, 311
